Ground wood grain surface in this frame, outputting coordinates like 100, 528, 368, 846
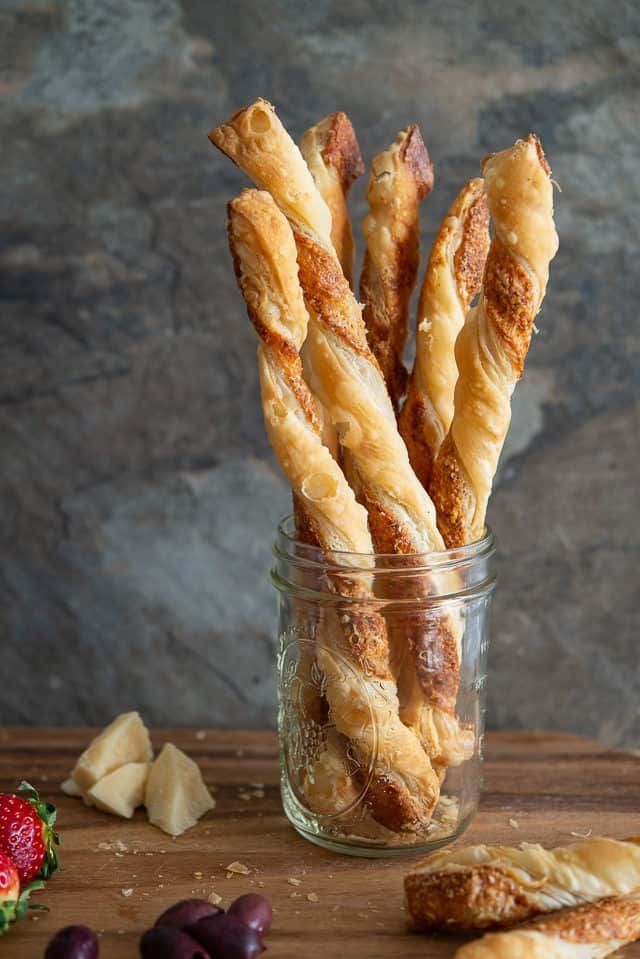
0, 728, 638, 958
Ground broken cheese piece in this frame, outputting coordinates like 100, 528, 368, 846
71, 711, 153, 792
145, 743, 215, 836
61, 777, 83, 798
87, 762, 150, 819
61, 775, 95, 807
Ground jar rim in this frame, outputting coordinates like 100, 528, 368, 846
274, 514, 495, 574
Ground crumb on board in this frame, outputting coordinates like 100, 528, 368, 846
570, 829, 593, 839
307, 892, 319, 903
209, 891, 223, 905
98, 839, 129, 853
120, 888, 134, 898
287, 877, 302, 886
509, 818, 519, 829
226, 861, 251, 876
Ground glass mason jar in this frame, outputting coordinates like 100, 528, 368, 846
272, 517, 495, 857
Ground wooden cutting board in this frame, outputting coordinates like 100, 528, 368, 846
0, 728, 638, 958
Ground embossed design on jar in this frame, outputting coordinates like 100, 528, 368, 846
277, 633, 377, 820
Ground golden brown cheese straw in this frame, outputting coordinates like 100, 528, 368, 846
406, 836, 640, 932
211, 99, 466, 771
300, 111, 364, 286
429, 135, 559, 547
227, 188, 440, 832
454, 894, 640, 959
400, 178, 490, 488
296, 229, 470, 766
360, 125, 434, 409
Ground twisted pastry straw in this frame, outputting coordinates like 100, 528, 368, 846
300, 111, 364, 286
297, 112, 362, 750
227, 188, 440, 832
301, 224, 471, 767
360, 125, 434, 410
299, 114, 468, 770
396, 183, 488, 754
430, 135, 559, 548
406, 836, 640, 932
454, 894, 640, 959
210, 99, 468, 771
400, 179, 490, 489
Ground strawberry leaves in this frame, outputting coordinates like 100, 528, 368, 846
0, 879, 48, 936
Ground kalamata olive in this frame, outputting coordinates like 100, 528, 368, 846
140, 926, 211, 959
155, 899, 224, 929
45, 925, 99, 959
188, 915, 265, 959
227, 894, 272, 936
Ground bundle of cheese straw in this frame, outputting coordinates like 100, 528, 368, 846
208, 100, 558, 834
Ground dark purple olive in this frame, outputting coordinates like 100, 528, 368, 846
140, 926, 211, 959
45, 926, 99, 959
187, 915, 265, 959
155, 899, 224, 929
227, 894, 272, 936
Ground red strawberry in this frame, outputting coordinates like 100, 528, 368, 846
0, 850, 45, 935
0, 782, 59, 884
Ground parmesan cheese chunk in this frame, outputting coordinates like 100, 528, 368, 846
87, 762, 150, 819
145, 743, 215, 836
71, 711, 153, 792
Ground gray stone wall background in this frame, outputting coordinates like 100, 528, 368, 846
1, 0, 638, 743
